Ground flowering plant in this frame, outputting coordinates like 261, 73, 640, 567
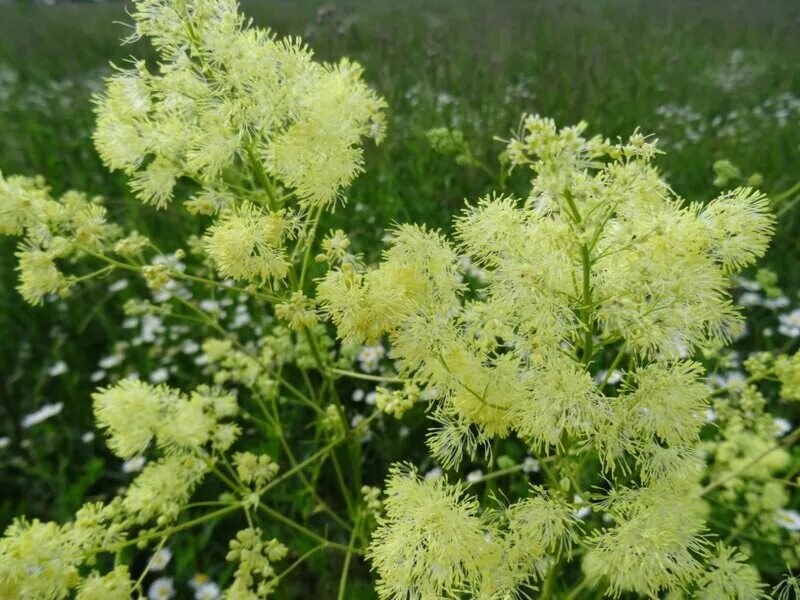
1, 1, 799, 598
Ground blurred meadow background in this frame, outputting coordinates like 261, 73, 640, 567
1, 0, 800, 595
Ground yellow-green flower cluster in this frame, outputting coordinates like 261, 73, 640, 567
0, 172, 120, 305
329, 116, 778, 598
93, 380, 239, 458
203, 203, 298, 285
94, 0, 386, 209
322, 117, 773, 469
584, 484, 709, 597
368, 465, 580, 599
225, 528, 287, 598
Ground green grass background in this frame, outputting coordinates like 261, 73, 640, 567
0, 0, 798, 593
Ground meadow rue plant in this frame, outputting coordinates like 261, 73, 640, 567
0, 0, 798, 598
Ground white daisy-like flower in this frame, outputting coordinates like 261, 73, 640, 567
573, 495, 592, 519
775, 509, 800, 532
21, 402, 63, 429
90, 369, 106, 383
0, 437, 9, 449
231, 307, 252, 329
122, 456, 146, 473
108, 278, 129, 292
199, 299, 221, 313
737, 291, 762, 307
764, 296, 790, 310
596, 369, 622, 385
735, 278, 761, 292
522, 456, 540, 473
99, 353, 124, 369
710, 371, 747, 390
47, 361, 67, 377
359, 356, 379, 373
773, 417, 792, 437
358, 344, 385, 373
195, 582, 221, 600
148, 548, 173, 572
778, 309, 800, 338
365, 391, 378, 405
81, 431, 95, 443
704, 408, 718, 423
351, 388, 365, 402
189, 574, 212, 590
149, 368, 169, 384
424, 467, 443, 480
181, 340, 200, 354
466, 470, 484, 484
148, 577, 175, 600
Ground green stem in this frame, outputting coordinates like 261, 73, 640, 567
329, 368, 410, 384
246, 144, 278, 207
598, 343, 626, 392
299, 204, 324, 291
272, 543, 328, 586
337, 513, 362, 600
701, 426, 800, 496
257, 502, 353, 554
104, 503, 241, 554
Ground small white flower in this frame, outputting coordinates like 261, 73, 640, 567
737, 291, 762, 307
189, 574, 212, 590
199, 299, 220, 313
148, 548, 172, 572
149, 368, 169, 384
365, 391, 378, 406
108, 278, 129, 292
764, 296, 790, 310
195, 582, 221, 600
99, 354, 124, 369
778, 309, 800, 338
704, 408, 718, 423
0, 437, 9, 449
466, 470, 484, 484
596, 369, 622, 385
735, 277, 760, 292
21, 402, 63, 429
399, 426, 410, 438
148, 577, 175, 600
90, 369, 106, 382
351, 388, 365, 402
47, 361, 67, 377
425, 467, 443, 480
81, 431, 95, 443
573, 494, 592, 519
358, 344, 385, 373
359, 357, 379, 373
181, 340, 200, 354
710, 371, 746, 390
775, 509, 800, 532
231, 310, 252, 329
773, 417, 792, 437
522, 456, 540, 473
122, 317, 139, 329
122, 456, 146, 473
